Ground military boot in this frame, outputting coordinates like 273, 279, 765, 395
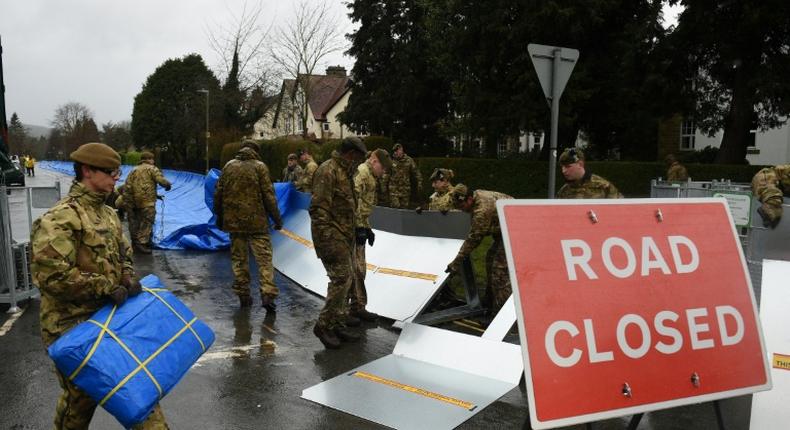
134, 243, 152, 254
313, 324, 341, 349
261, 294, 277, 312
238, 295, 253, 308
335, 326, 361, 342
351, 308, 379, 322
345, 314, 361, 327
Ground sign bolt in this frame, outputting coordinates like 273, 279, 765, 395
691, 372, 700, 387
622, 382, 632, 398
656, 209, 664, 222
588, 210, 599, 224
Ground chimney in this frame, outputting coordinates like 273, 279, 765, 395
325, 66, 347, 77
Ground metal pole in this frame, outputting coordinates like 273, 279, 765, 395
26, 187, 33, 235
205, 90, 210, 174
547, 48, 562, 198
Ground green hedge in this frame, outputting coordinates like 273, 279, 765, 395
123, 151, 142, 166
414, 158, 764, 198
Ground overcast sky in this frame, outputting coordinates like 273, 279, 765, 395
2, 1, 681, 129
1, 0, 355, 127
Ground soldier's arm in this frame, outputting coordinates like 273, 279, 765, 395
411, 159, 423, 193
452, 207, 487, 265
354, 172, 375, 228
152, 167, 172, 188
258, 164, 283, 226
32, 208, 115, 302
119, 223, 135, 277
309, 167, 335, 229
607, 183, 624, 199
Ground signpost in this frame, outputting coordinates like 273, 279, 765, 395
528, 44, 579, 198
497, 198, 771, 429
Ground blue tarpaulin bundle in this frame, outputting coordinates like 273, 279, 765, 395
47, 275, 215, 428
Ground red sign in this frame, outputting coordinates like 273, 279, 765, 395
497, 199, 771, 429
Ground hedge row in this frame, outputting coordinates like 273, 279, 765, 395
122, 151, 142, 166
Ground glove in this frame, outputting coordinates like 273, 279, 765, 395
109, 285, 129, 306
445, 265, 453, 274
164, 184, 172, 192
445, 258, 462, 274
121, 275, 142, 296
366, 228, 375, 246
156, 195, 164, 200
274, 222, 283, 231
757, 206, 781, 229
415, 206, 423, 215
355, 227, 368, 246
440, 209, 449, 215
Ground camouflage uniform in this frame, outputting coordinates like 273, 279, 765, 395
31, 181, 168, 430
428, 188, 454, 212
310, 151, 357, 330
281, 164, 303, 183
297, 157, 319, 192
752, 165, 790, 226
556, 171, 623, 199
667, 161, 689, 182
388, 154, 422, 208
124, 163, 171, 247
214, 147, 283, 302
448, 190, 514, 314
376, 174, 390, 207
351, 161, 377, 312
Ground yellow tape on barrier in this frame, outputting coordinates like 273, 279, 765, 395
352, 371, 476, 411
278, 228, 314, 249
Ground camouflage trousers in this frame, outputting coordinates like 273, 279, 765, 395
349, 242, 368, 312
389, 193, 411, 209
54, 370, 168, 429
752, 167, 784, 222
230, 233, 277, 299
485, 239, 512, 315
129, 206, 156, 246
317, 243, 353, 330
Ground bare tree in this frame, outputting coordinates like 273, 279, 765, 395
271, 0, 347, 136
206, 1, 277, 95
51, 102, 93, 136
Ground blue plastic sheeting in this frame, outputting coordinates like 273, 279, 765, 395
47, 274, 215, 428
39, 161, 294, 251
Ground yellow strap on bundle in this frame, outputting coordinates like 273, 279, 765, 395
143, 287, 207, 352
69, 305, 118, 380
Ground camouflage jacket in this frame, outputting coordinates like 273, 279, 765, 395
452, 190, 513, 265
214, 147, 282, 233
752, 165, 790, 211
282, 165, 303, 183
667, 162, 689, 182
557, 172, 623, 199
310, 152, 356, 259
297, 158, 319, 192
389, 154, 422, 198
124, 163, 171, 208
354, 161, 377, 228
428, 187, 454, 212
31, 182, 134, 346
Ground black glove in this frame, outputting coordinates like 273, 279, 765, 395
274, 222, 283, 231
440, 209, 449, 215
366, 228, 375, 246
121, 275, 142, 296
164, 184, 172, 192
156, 195, 164, 200
415, 206, 423, 215
757, 206, 781, 229
355, 227, 368, 246
445, 265, 453, 273
109, 285, 129, 306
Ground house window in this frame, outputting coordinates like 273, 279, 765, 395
679, 118, 696, 150
322, 122, 330, 132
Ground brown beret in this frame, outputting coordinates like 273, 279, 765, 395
70, 142, 121, 169
373, 148, 392, 171
449, 183, 470, 207
559, 148, 585, 165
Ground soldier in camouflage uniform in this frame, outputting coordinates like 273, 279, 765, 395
445, 184, 514, 315
31, 142, 168, 430
123, 152, 172, 254
310, 137, 367, 349
752, 164, 790, 228
388, 144, 422, 208
214, 141, 283, 309
296, 148, 319, 192
556, 148, 623, 199
350, 149, 392, 323
281, 153, 303, 183
665, 154, 689, 182
428, 168, 455, 212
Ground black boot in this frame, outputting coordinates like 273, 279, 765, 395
335, 326, 361, 342
313, 324, 341, 349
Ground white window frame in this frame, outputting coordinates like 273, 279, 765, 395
679, 118, 696, 151
322, 122, 330, 132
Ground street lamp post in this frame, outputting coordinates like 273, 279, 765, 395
197, 89, 210, 173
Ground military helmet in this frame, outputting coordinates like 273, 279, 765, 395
141, 151, 155, 161
429, 168, 454, 182
559, 148, 585, 165
449, 183, 470, 207
70, 142, 121, 169
372, 148, 392, 171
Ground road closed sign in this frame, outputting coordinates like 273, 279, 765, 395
497, 198, 771, 429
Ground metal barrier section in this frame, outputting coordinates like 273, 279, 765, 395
302, 323, 522, 429
744, 198, 790, 305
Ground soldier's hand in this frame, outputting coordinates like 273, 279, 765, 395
355, 227, 368, 246
415, 206, 423, 215
121, 275, 142, 296
445, 265, 453, 274
156, 195, 164, 200
366, 228, 375, 246
109, 286, 129, 306
164, 184, 172, 192
274, 222, 283, 231
440, 209, 449, 215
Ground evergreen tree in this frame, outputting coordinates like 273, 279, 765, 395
8, 112, 28, 154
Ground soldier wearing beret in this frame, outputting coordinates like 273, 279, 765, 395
665, 154, 689, 182
445, 184, 514, 316
427, 168, 456, 213
281, 153, 303, 183
388, 143, 422, 209
556, 148, 623, 199
296, 148, 319, 193
752, 164, 790, 229
310, 137, 367, 348
31, 143, 168, 429
123, 151, 172, 254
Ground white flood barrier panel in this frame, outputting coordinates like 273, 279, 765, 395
271, 205, 462, 322
750, 259, 790, 430
302, 323, 523, 429
482, 295, 516, 341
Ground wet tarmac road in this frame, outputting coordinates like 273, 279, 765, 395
0, 170, 755, 429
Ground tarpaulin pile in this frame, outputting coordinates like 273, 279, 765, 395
47, 275, 215, 428
39, 161, 295, 251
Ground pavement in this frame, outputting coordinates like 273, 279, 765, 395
0, 168, 755, 429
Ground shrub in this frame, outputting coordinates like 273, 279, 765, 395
123, 151, 141, 166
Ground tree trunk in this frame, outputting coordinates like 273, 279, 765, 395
716, 73, 753, 164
